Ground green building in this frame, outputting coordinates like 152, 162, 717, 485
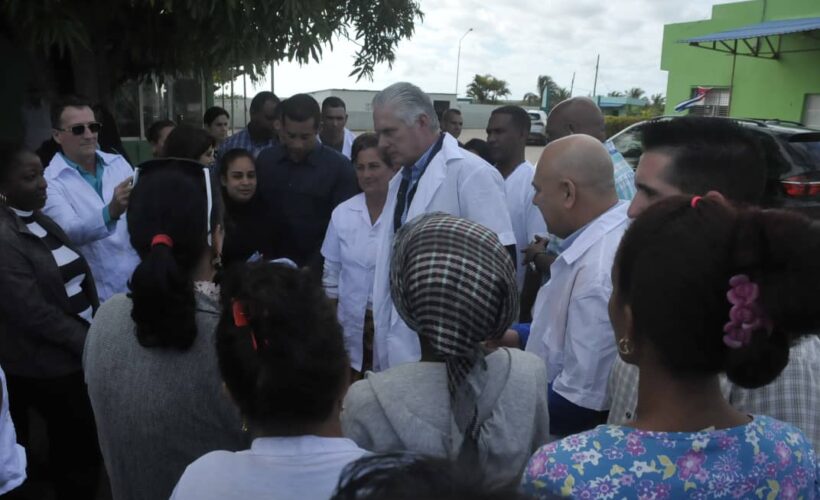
661, 0, 820, 128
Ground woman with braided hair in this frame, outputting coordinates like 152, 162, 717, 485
523, 195, 820, 498
341, 212, 549, 487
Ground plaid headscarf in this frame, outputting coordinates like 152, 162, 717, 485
390, 212, 519, 447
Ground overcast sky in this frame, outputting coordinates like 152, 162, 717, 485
222, 0, 744, 100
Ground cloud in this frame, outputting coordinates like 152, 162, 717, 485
233, 0, 746, 100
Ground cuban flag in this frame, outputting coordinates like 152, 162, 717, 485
674, 87, 712, 112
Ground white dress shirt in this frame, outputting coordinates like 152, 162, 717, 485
372, 133, 515, 371
0, 366, 25, 495
526, 201, 629, 411
321, 193, 387, 371
170, 435, 367, 500
503, 162, 548, 291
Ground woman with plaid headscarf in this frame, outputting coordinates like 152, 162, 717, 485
341, 212, 550, 487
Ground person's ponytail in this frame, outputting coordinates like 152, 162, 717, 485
126, 164, 211, 350
129, 243, 197, 349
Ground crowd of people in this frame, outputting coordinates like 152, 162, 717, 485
0, 81, 817, 499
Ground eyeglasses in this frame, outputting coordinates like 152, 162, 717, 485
56, 122, 102, 136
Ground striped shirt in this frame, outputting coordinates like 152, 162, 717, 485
12, 208, 93, 323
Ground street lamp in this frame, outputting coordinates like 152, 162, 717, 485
454, 28, 473, 97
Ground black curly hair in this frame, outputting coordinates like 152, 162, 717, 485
216, 262, 349, 432
614, 195, 820, 388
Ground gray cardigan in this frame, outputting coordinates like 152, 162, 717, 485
83, 292, 248, 500
341, 348, 550, 487
0, 206, 98, 378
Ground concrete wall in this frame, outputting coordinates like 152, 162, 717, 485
661, 0, 820, 125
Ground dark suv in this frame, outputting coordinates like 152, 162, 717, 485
610, 117, 820, 216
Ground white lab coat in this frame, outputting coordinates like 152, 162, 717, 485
341, 128, 356, 160
318, 129, 357, 160
43, 151, 140, 302
504, 162, 548, 291
526, 201, 629, 411
371, 133, 515, 370
321, 193, 387, 371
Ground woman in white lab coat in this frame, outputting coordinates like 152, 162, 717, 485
321, 133, 398, 377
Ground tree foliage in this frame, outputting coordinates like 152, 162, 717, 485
1, 0, 423, 100
467, 74, 510, 104
529, 74, 570, 111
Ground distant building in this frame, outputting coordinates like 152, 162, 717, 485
661, 0, 820, 128
307, 89, 516, 131
593, 96, 650, 117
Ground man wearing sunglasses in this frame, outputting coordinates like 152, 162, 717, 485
43, 96, 139, 302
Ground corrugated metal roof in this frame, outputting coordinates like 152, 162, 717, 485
681, 16, 820, 43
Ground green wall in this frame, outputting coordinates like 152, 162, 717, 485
661, 0, 820, 122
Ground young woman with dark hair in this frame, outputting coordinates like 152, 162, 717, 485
83, 159, 246, 500
163, 125, 217, 166
203, 106, 230, 148
170, 262, 366, 499
0, 143, 100, 498
523, 195, 820, 498
321, 133, 397, 377
218, 148, 272, 266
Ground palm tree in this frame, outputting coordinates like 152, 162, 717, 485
627, 87, 646, 99
532, 75, 571, 111
607, 90, 624, 97
649, 93, 666, 114
467, 74, 510, 104
523, 92, 540, 106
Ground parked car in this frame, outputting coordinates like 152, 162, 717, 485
609, 117, 820, 216
528, 110, 548, 145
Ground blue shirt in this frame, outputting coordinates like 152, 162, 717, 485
605, 140, 637, 201
399, 140, 437, 224
522, 415, 819, 499
217, 128, 276, 162
60, 152, 115, 226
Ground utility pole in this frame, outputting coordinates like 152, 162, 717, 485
592, 55, 600, 99
570, 72, 576, 96
454, 28, 473, 97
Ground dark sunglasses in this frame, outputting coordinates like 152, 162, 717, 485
56, 122, 102, 135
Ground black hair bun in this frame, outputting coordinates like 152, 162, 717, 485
724, 328, 790, 388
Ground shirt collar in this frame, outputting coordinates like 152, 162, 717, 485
403, 138, 438, 182
60, 151, 104, 173
558, 221, 590, 253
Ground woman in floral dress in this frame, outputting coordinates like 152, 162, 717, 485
522, 195, 820, 498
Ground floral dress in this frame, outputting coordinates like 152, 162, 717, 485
522, 415, 819, 499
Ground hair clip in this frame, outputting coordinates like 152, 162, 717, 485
723, 274, 772, 349
690, 196, 702, 208
232, 299, 263, 352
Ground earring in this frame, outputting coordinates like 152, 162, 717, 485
241, 418, 248, 432
0, 192, 7, 205
617, 338, 634, 356
212, 253, 223, 271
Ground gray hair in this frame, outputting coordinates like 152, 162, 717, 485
372, 82, 440, 131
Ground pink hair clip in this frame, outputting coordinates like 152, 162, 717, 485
722, 274, 771, 349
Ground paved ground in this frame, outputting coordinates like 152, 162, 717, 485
458, 129, 546, 166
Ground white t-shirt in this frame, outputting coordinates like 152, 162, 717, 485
503, 162, 548, 290
171, 435, 367, 500
0, 366, 26, 495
